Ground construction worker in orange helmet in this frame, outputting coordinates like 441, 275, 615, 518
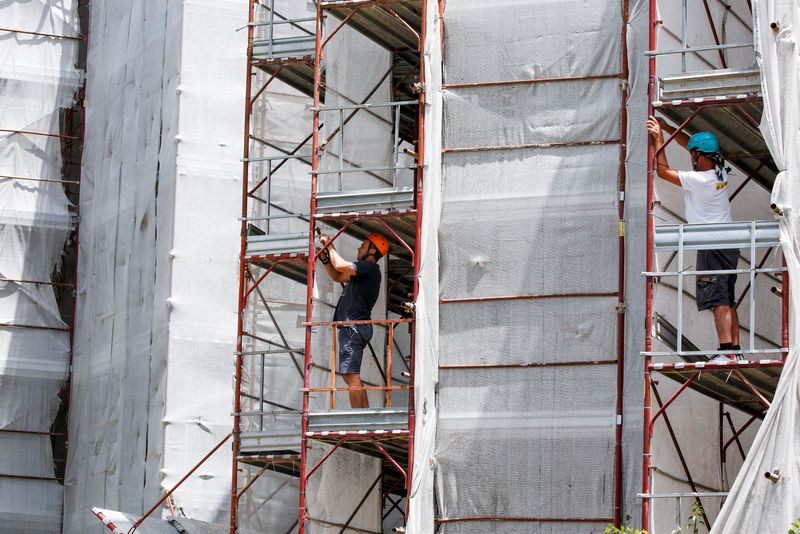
318, 232, 388, 408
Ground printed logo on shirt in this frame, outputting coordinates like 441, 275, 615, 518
715, 181, 728, 190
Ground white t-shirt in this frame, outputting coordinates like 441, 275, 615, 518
677, 169, 733, 224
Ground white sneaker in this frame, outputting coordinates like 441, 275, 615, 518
709, 353, 736, 363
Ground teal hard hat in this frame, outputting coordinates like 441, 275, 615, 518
687, 131, 720, 154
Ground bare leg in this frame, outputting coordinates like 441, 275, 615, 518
342, 373, 369, 409
712, 305, 734, 346
731, 307, 740, 347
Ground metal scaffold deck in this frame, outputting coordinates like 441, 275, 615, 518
0, 5, 88, 531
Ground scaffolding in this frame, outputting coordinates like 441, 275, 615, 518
642, 1, 788, 532
230, 1, 426, 533
108, 2, 796, 532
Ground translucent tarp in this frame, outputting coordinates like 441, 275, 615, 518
0, 1, 81, 531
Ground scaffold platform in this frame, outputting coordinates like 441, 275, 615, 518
652, 313, 783, 418
653, 67, 777, 191
307, 407, 409, 434
237, 452, 302, 478
315, 187, 414, 214
251, 6, 318, 98
657, 67, 761, 102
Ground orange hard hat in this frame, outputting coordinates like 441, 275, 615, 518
366, 233, 389, 257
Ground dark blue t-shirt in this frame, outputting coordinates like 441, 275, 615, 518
333, 260, 381, 321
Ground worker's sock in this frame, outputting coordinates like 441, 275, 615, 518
710, 343, 735, 362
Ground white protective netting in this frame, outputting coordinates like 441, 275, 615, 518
431, 0, 649, 532
0, 2, 81, 531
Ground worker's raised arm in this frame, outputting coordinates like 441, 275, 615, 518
646, 116, 681, 187
657, 117, 691, 150
319, 234, 356, 282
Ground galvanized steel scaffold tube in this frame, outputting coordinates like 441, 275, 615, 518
642, 1, 788, 532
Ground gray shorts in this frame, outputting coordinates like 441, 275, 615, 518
696, 249, 740, 311
338, 324, 373, 374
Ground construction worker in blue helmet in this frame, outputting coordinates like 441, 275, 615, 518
646, 116, 740, 360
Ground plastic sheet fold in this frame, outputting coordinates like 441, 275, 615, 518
406, 1, 443, 531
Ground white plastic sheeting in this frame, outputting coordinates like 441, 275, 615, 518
0, 2, 81, 532
65, 1, 246, 531
710, 2, 800, 532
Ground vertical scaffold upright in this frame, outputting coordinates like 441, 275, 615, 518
642, 1, 789, 532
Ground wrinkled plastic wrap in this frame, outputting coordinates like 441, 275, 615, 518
0, 2, 81, 531
710, 2, 800, 532
432, 1, 648, 532
64, 1, 247, 531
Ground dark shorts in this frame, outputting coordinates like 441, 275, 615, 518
338, 324, 373, 374
695, 249, 740, 311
